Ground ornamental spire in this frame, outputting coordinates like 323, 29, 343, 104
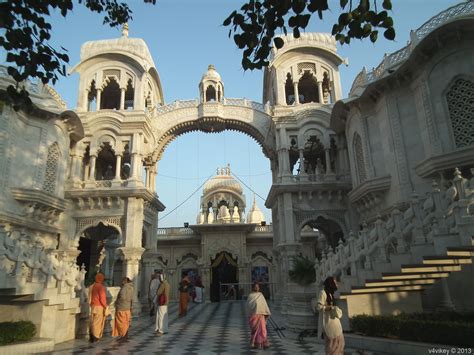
122, 23, 129, 38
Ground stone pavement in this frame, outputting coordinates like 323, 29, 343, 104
51, 301, 357, 354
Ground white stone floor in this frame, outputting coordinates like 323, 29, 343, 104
50, 301, 357, 354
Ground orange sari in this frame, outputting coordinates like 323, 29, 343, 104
112, 310, 131, 337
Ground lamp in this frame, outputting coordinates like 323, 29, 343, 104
184, 222, 189, 228
260, 221, 266, 226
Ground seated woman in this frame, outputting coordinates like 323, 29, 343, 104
246, 282, 271, 349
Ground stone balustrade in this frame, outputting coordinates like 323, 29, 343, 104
349, 2, 474, 96
316, 168, 474, 285
155, 97, 270, 115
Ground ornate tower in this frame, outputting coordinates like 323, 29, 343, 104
66, 26, 165, 310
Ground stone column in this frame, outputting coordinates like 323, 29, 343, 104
298, 149, 306, 177
119, 247, 145, 315
114, 154, 122, 180
317, 81, 324, 103
88, 155, 97, 181
437, 278, 455, 311
325, 148, 332, 174
96, 89, 102, 110
120, 87, 126, 110
293, 82, 300, 104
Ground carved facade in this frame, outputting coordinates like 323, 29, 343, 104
0, 2, 473, 344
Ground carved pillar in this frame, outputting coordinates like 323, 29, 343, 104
120, 87, 126, 110
89, 155, 97, 181
325, 148, 332, 174
298, 149, 306, 176
317, 81, 324, 103
119, 247, 145, 315
96, 88, 102, 110
114, 154, 122, 180
293, 82, 300, 104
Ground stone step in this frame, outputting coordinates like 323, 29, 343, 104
446, 246, 474, 257
400, 263, 462, 273
364, 278, 437, 287
340, 285, 424, 297
422, 255, 472, 265
381, 271, 450, 280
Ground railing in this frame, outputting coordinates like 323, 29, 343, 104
254, 225, 273, 233
349, 2, 474, 96
219, 282, 275, 302
155, 97, 269, 115
157, 227, 195, 236
316, 168, 474, 285
289, 173, 351, 183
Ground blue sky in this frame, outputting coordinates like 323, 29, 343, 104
15, 0, 460, 227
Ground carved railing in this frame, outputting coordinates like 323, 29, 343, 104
157, 227, 195, 236
349, 2, 474, 96
155, 97, 269, 115
316, 168, 474, 285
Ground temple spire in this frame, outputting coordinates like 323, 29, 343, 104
122, 23, 129, 37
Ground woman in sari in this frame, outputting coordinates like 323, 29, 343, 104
317, 277, 345, 355
247, 282, 271, 349
89, 272, 108, 342
178, 272, 190, 316
112, 277, 133, 339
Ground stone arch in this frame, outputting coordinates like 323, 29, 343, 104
298, 213, 347, 252
152, 113, 276, 162
74, 218, 123, 246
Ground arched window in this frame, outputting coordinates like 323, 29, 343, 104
446, 78, 474, 148
95, 143, 116, 180
101, 77, 121, 110
87, 80, 97, 111
206, 86, 217, 102
124, 78, 134, 110
322, 72, 332, 104
43, 143, 60, 193
353, 133, 367, 183
285, 73, 295, 105
298, 71, 318, 104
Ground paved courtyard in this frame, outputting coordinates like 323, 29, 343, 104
51, 301, 332, 354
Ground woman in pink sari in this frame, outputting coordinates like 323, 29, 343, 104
247, 282, 271, 349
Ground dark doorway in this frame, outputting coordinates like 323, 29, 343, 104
210, 252, 238, 302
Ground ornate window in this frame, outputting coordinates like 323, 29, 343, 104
298, 71, 319, 104
446, 78, 474, 148
43, 143, 60, 193
205, 85, 217, 102
285, 73, 295, 105
353, 133, 367, 183
101, 77, 121, 110
87, 80, 97, 111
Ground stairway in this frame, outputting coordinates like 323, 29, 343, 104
338, 238, 474, 315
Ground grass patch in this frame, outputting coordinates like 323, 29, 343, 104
0, 321, 36, 345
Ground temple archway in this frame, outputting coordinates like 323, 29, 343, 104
210, 251, 238, 302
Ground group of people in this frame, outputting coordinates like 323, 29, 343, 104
88, 270, 344, 355
88, 273, 134, 342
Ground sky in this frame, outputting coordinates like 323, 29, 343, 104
5, 0, 460, 227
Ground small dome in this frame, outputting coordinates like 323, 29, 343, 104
247, 197, 265, 224
203, 166, 243, 197
201, 64, 222, 82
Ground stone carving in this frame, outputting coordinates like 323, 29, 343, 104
43, 142, 60, 194
446, 78, 474, 148
353, 133, 367, 183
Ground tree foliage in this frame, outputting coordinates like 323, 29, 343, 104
0, 0, 395, 109
0, 0, 155, 109
289, 255, 316, 285
224, 0, 395, 70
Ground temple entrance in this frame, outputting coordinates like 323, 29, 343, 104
76, 222, 122, 285
210, 252, 238, 302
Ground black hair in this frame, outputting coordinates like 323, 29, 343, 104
323, 277, 337, 305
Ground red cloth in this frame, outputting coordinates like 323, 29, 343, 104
249, 314, 269, 348
90, 283, 107, 308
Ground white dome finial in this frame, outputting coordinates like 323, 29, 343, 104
122, 23, 129, 37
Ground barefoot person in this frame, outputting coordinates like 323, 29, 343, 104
155, 273, 170, 336
89, 272, 108, 342
247, 282, 271, 349
112, 277, 133, 340
317, 277, 345, 355
178, 272, 190, 317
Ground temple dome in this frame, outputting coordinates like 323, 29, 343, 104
247, 197, 265, 224
202, 166, 242, 197
201, 64, 222, 82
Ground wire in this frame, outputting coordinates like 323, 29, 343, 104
159, 175, 213, 221
231, 172, 267, 202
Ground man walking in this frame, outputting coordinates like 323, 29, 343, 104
155, 273, 170, 336
148, 270, 161, 316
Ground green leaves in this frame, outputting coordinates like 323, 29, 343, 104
0, 0, 156, 111
224, 0, 395, 71
289, 255, 316, 285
